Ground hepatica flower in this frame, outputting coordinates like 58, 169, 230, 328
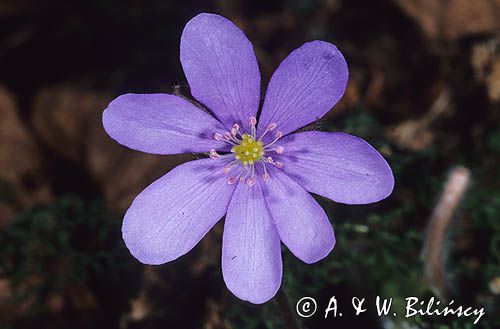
103, 13, 394, 304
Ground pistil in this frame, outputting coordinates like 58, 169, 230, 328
210, 117, 285, 185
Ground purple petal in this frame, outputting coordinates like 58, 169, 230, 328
122, 158, 235, 265
222, 180, 282, 304
180, 13, 261, 129
263, 168, 335, 264
103, 93, 228, 154
276, 131, 394, 204
258, 41, 348, 137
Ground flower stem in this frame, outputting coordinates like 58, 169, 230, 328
275, 287, 302, 329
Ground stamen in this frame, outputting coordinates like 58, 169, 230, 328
231, 123, 241, 138
268, 123, 277, 131
209, 149, 220, 159
266, 156, 283, 168
263, 131, 284, 149
223, 161, 237, 173
209, 149, 234, 160
258, 122, 278, 141
261, 161, 269, 181
220, 131, 242, 145
212, 119, 285, 186
236, 164, 254, 185
249, 116, 257, 138
232, 166, 246, 183
214, 133, 224, 141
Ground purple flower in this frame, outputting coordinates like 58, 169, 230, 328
102, 13, 394, 304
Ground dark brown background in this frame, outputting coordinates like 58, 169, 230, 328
0, 1, 499, 328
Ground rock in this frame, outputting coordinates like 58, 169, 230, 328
472, 38, 500, 103
31, 86, 192, 211
31, 87, 112, 162
486, 60, 500, 102
394, 0, 500, 40
387, 89, 451, 151
86, 117, 191, 211
0, 86, 52, 227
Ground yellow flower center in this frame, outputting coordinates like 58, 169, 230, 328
231, 134, 264, 166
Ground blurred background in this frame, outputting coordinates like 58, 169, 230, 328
0, 0, 499, 328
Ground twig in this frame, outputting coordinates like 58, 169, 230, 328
275, 287, 302, 329
422, 166, 471, 300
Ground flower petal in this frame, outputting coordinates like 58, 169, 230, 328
222, 180, 282, 304
122, 158, 235, 265
180, 13, 261, 129
263, 168, 335, 264
103, 93, 228, 154
258, 41, 348, 137
276, 131, 394, 204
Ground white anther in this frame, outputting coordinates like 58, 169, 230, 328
227, 176, 237, 185
266, 156, 283, 168
275, 146, 284, 154
224, 132, 232, 140
261, 161, 270, 181
263, 131, 284, 149
249, 116, 257, 138
209, 149, 219, 159
246, 177, 255, 187
267, 123, 277, 130
214, 133, 223, 141
231, 123, 240, 137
